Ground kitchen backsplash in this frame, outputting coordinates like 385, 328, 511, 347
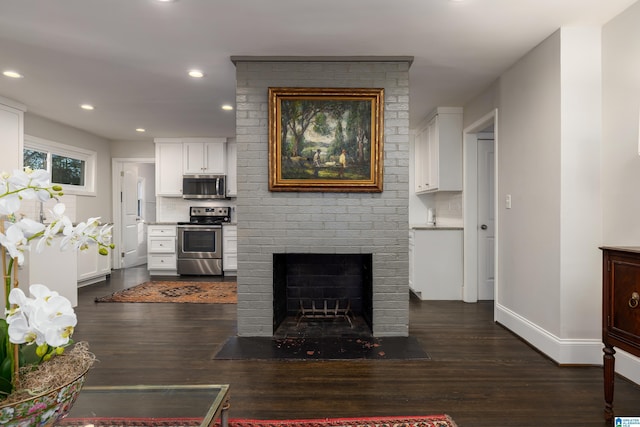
18, 195, 77, 224
433, 191, 463, 227
156, 196, 236, 223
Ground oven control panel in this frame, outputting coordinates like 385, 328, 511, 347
190, 206, 228, 216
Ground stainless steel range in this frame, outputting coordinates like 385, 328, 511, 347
177, 206, 230, 275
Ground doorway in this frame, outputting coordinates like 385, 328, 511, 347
463, 109, 498, 308
111, 158, 156, 269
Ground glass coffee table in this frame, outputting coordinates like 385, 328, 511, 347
56, 384, 230, 427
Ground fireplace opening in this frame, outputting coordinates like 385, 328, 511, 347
273, 253, 373, 337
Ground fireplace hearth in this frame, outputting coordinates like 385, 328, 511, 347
273, 253, 373, 337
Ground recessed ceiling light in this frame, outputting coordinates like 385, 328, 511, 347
188, 69, 204, 78
80, 104, 95, 110
136, 128, 146, 133
221, 105, 233, 111
3, 70, 23, 79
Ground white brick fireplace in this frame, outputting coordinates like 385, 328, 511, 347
232, 57, 412, 337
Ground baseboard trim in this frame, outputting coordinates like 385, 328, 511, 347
495, 303, 640, 384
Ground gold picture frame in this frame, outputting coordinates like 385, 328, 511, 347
268, 87, 384, 192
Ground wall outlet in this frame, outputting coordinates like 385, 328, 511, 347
505, 194, 512, 209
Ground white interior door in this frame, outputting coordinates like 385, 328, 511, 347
121, 163, 141, 268
477, 136, 495, 300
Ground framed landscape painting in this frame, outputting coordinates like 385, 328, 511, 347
268, 87, 384, 192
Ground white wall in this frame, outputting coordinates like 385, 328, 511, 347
497, 30, 563, 336
602, 1, 640, 245
24, 113, 112, 222
462, 27, 607, 367
558, 28, 602, 341
110, 139, 155, 159
602, 0, 640, 382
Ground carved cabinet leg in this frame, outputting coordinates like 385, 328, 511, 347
603, 344, 616, 422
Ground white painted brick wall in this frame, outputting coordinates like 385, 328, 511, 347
234, 59, 410, 337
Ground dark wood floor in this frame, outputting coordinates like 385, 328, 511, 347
72, 266, 640, 427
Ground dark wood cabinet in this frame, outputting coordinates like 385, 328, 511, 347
601, 246, 640, 421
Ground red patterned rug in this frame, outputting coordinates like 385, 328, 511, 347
56, 416, 457, 427
94, 281, 237, 304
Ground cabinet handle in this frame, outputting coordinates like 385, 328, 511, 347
630, 292, 640, 309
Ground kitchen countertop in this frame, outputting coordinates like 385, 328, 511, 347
410, 224, 463, 230
147, 222, 238, 226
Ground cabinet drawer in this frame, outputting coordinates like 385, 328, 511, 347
148, 254, 176, 270
223, 237, 237, 253
610, 260, 640, 337
149, 237, 175, 253
224, 253, 237, 271
148, 225, 176, 237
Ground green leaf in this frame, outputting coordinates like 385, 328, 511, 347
0, 375, 12, 397
0, 356, 12, 392
0, 320, 7, 360
19, 344, 39, 366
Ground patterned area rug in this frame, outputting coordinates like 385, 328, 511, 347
56, 415, 458, 427
94, 281, 237, 304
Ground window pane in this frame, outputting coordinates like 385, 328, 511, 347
52, 154, 85, 186
23, 149, 48, 170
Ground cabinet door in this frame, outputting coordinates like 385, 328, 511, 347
183, 142, 205, 174
0, 101, 24, 173
184, 141, 226, 175
426, 116, 439, 191
414, 131, 425, 193
226, 141, 237, 196
204, 142, 226, 174
155, 142, 183, 196
223, 225, 237, 271
414, 116, 438, 193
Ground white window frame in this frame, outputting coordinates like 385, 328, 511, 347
23, 135, 97, 196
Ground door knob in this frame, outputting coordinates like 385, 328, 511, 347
481, 224, 488, 230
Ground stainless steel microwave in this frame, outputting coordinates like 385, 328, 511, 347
182, 174, 226, 199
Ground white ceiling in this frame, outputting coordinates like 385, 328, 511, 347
0, 0, 636, 142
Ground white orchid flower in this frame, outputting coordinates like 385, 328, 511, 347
61, 217, 103, 251
17, 218, 46, 237
97, 223, 113, 246
0, 223, 29, 265
36, 203, 74, 253
6, 285, 76, 347
6, 312, 38, 344
29, 284, 61, 301
0, 193, 21, 215
8, 168, 51, 191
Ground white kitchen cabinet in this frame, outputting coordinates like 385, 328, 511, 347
77, 246, 112, 287
155, 140, 183, 196
183, 138, 227, 175
222, 224, 237, 274
226, 140, 237, 197
0, 97, 26, 174
414, 107, 463, 193
409, 228, 463, 300
16, 236, 78, 307
147, 224, 177, 275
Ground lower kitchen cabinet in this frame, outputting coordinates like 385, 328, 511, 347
77, 246, 112, 287
148, 224, 177, 275
409, 228, 463, 300
223, 224, 237, 274
17, 236, 78, 307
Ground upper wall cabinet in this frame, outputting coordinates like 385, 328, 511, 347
0, 96, 26, 173
155, 139, 184, 196
183, 138, 227, 175
414, 107, 463, 194
226, 140, 237, 197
